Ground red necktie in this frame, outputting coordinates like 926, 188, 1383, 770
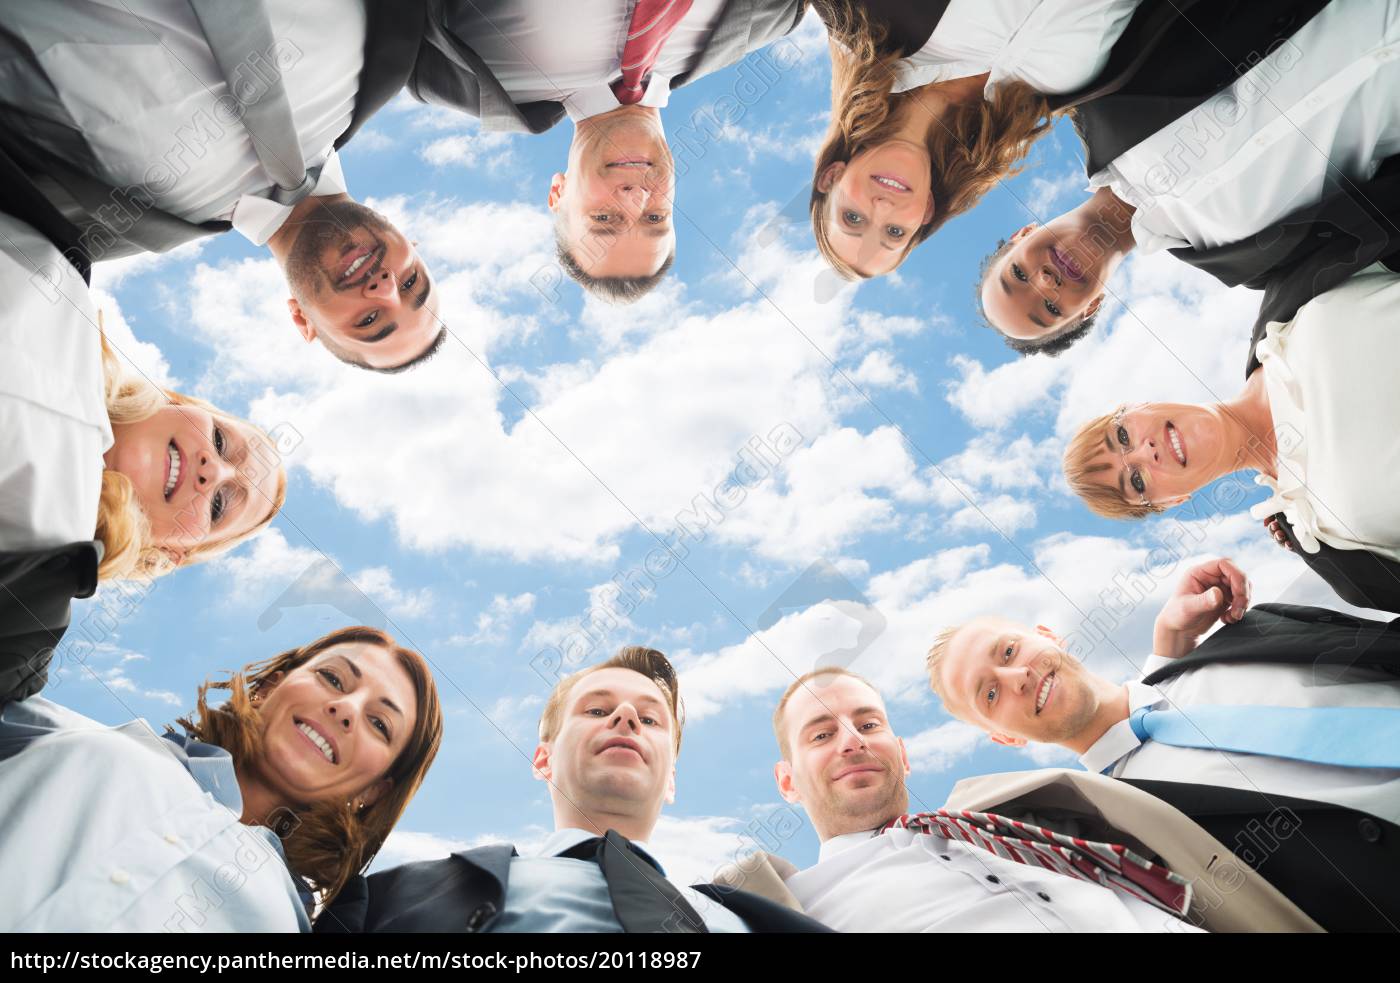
611, 0, 695, 106
884, 811, 1193, 917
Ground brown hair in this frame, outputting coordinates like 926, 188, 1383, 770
176, 627, 444, 911
98, 333, 287, 581
771, 666, 878, 759
809, 1, 1056, 279
1063, 412, 1162, 520
925, 624, 966, 704
539, 646, 684, 755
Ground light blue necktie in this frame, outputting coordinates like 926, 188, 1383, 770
1129, 705, 1400, 769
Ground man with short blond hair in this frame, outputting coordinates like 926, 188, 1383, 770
766, 667, 1195, 932
320, 645, 828, 934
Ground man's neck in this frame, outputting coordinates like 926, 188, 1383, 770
1064, 681, 1133, 756
553, 803, 657, 844
264, 192, 352, 262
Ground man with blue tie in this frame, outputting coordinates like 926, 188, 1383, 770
927, 557, 1400, 931
316, 645, 830, 933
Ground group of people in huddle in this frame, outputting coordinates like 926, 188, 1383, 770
0, 0, 1398, 934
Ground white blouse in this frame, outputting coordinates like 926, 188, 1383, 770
890, 0, 1143, 97
0, 213, 112, 552
1250, 263, 1400, 562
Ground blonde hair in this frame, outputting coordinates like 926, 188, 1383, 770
810, 1, 1056, 279
176, 627, 444, 912
1063, 412, 1162, 520
539, 646, 684, 756
771, 666, 877, 760
97, 335, 287, 581
925, 624, 965, 703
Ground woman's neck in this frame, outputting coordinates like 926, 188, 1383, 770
900, 71, 991, 134
236, 767, 292, 828
1219, 371, 1278, 479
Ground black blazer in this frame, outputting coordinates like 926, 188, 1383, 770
1133, 603, 1400, 931
1055, 0, 1331, 174
0, 541, 102, 706
1142, 603, 1400, 687
1260, 516, 1400, 617
1124, 779, 1400, 933
315, 845, 833, 934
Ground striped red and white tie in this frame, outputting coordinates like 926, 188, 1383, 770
884, 810, 1193, 917
611, 0, 695, 106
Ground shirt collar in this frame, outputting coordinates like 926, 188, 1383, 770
563, 74, 675, 122
541, 827, 667, 875
159, 730, 245, 814
1078, 681, 1167, 775
231, 149, 348, 246
817, 827, 883, 863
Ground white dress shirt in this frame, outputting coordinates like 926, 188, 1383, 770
1247, 264, 1400, 561
0, 213, 112, 552
783, 825, 1196, 932
0, 695, 310, 933
445, 0, 729, 122
1091, 1, 1400, 253
1082, 659, 1400, 825
891, 0, 1142, 97
488, 827, 748, 933
0, 0, 365, 241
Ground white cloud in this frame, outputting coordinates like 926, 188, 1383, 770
849, 349, 918, 393
904, 720, 985, 774
90, 290, 179, 389
467, 592, 538, 646
1023, 168, 1085, 218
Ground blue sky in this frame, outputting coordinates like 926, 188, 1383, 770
57, 12, 1374, 885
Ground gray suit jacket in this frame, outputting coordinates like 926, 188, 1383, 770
411, 0, 808, 134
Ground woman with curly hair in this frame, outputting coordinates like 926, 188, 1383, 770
0, 626, 444, 931
809, 0, 1142, 280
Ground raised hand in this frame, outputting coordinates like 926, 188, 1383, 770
1152, 557, 1252, 660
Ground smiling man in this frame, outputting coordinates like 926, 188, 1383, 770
318, 646, 828, 934
414, 0, 805, 303
927, 558, 1400, 931
769, 666, 1197, 931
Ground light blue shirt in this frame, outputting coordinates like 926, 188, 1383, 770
488, 828, 749, 933
0, 696, 312, 933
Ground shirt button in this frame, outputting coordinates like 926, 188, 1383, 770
986, 875, 1000, 884
110, 869, 131, 885
1038, 891, 1052, 902
939, 855, 951, 861
164, 833, 181, 845
1358, 818, 1383, 843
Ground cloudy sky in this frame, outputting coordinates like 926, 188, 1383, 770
58, 12, 1380, 886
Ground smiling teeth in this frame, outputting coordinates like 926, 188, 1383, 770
297, 722, 335, 763
1168, 425, 1186, 465
343, 251, 371, 280
164, 442, 181, 498
1036, 673, 1054, 713
873, 176, 908, 191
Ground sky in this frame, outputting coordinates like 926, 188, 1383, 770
55, 11, 1385, 887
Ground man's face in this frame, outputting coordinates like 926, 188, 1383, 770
775, 675, 910, 840
282, 199, 442, 369
534, 667, 677, 825
981, 220, 1112, 341
549, 111, 675, 280
936, 618, 1102, 747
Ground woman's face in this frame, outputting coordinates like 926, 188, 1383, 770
103, 403, 282, 562
819, 140, 935, 276
1089, 402, 1231, 507
253, 642, 419, 812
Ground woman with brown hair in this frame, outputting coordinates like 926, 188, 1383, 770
0, 626, 444, 931
809, 0, 1142, 280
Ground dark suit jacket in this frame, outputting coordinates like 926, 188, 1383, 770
0, 0, 428, 261
1262, 515, 1400, 617
809, 0, 951, 58
1133, 603, 1400, 930
1054, 0, 1331, 173
0, 541, 102, 705
315, 845, 833, 934
411, 0, 807, 135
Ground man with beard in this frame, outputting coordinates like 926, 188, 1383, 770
768, 667, 1200, 931
927, 558, 1400, 931
412, 0, 805, 303
0, 0, 445, 371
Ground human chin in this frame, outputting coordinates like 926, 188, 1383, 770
264, 711, 342, 797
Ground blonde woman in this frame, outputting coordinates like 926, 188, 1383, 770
809, 0, 1143, 279
1062, 264, 1400, 614
0, 626, 444, 931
